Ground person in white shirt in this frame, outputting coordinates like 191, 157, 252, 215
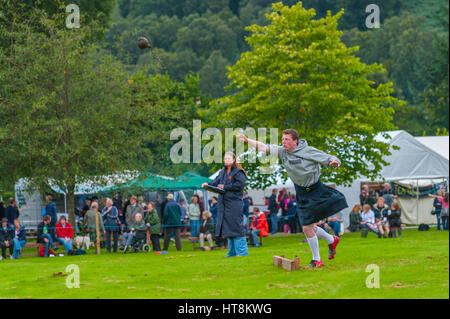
360, 204, 381, 238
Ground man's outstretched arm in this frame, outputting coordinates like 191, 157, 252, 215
236, 132, 269, 153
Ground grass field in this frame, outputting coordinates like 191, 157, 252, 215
0, 229, 448, 299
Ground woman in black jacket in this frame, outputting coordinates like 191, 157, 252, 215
202, 152, 248, 257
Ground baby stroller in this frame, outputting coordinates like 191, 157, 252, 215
129, 229, 151, 253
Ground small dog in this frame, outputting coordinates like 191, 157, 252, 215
73, 235, 91, 250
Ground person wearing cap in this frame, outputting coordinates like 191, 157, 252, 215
162, 193, 182, 251
0, 217, 14, 260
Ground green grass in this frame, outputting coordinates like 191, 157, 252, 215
0, 229, 448, 299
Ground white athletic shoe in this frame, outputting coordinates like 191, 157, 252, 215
0, 256, 3, 260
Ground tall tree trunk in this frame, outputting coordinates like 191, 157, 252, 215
67, 186, 76, 227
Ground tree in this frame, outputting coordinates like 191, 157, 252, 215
207, 2, 404, 188
199, 51, 231, 98
0, 2, 155, 225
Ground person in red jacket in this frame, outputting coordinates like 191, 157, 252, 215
248, 207, 268, 247
55, 215, 74, 254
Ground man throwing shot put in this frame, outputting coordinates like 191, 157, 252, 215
237, 129, 348, 268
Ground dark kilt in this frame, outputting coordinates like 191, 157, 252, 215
294, 179, 348, 226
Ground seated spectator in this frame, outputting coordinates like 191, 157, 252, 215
372, 197, 389, 238
348, 204, 362, 232
144, 202, 162, 253
0, 217, 14, 260
387, 202, 402, 238
199, 211, 215, 251
55, 216, 74, 255
85, 202, 106, 243
120, 213, 146, 253
37, 215, 58, 257
248, 207, 268, 247
12, 219, 26, 259
360, 204, 381, 238
326, 212, 343, 237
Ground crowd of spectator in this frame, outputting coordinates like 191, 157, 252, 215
0, 182, 447, 260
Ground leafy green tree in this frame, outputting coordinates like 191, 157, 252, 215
207, 2, 404, 188
199, 51, 231, 98
0, 2, 198, 224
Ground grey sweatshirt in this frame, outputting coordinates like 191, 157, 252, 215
268, 139, 340, 187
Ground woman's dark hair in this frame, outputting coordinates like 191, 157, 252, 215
444, 192, 449, 203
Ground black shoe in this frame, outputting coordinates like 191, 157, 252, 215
201, 247, 205, 251
53, 246, 59, 251
383, 234, 386, 238
377, 232, 381, 238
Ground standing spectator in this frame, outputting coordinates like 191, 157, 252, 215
348, 204, 362, 232
12, 219, 26, 259
179, 199, 189, 237
360, 184, 369, 206
430, 190, 443, 230
84, 202, 105, 243
441, 192, 449, 231
280, 192, 290, 234
327, 212, 343, 237
163, 193, 182, 251
144, 202, 161, 253
0, 202, 5, 220
102, 198, 120, 253
429, 190, 449, 231
55, 216, 74, 255
372, 197, 390, 238
81, 198, 91, 219
125, 196, 142, 229
378, 183, 398, 209
195, 194, 205, 215
242, 192, 251, 230
210, 196, 218, 223
6, 198, 20, 227
153, 193, 161, 219
367, 188, 378, 208
287, 194, 297, 233
268, 189, 278, 235
37, 215, 58, 257
113, 193, 122, 212
387, 202, 402, 237
188, 196, 201, 238
202, 152, 248, 258
44, 195, 57, 239
248, 207, 268, 247
199, 211, 215, 250
360, 204, 381, 238
0, 217, 14, 260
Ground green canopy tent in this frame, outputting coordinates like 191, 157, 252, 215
164, 173, 212, 209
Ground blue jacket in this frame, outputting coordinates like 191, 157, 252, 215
13, 226, 26, 242
243, 197, 250, 217
5, 205, 20, 225
208, 165, 246, 238
45, 202, 57, 223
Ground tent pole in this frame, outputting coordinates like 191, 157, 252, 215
416, 179, 419, 225
64, 193, 67, 215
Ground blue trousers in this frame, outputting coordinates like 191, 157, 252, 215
226, 237, 248, 257
328, 221, 341, 236
57, 238, 73, 253
270, 213, 277, 234
442, 216, 449, 231
190, 219, 200, 238
248, 229, 260, 246
43, 234, 55, 256
436, 213, 441, 230
13, 239, 26, 259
